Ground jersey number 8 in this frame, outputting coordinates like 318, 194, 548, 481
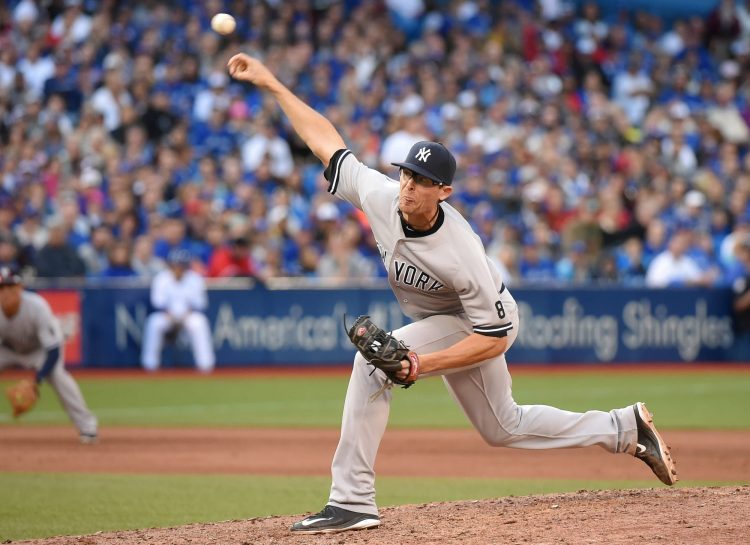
495, 301, 505, 319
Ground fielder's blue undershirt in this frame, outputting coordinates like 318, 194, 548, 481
35, 346, 60, 384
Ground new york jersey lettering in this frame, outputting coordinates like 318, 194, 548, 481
394, 260, 444, 291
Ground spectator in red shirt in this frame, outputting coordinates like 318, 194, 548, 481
207, 237, 257, 278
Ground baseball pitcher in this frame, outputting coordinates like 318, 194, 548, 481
227, 53, 678, 535
0, 267, 98, 443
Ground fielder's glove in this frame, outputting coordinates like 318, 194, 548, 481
5, 378, 39, 418
346, 315, 419, 388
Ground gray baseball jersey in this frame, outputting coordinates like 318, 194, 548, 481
0, 291, 62, 354
326, 149, 515, 337
320, 149, 639, 516
0, 290, 97, 436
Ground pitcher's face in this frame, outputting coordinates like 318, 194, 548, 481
398, 168, 451, 216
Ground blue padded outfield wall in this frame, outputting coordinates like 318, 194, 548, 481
80, 285, 748, 367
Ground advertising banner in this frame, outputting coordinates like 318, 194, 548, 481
79, 285, 746, 368
511, 288, 736, 363
81, 286, 406, 367
38, 290, 82, 366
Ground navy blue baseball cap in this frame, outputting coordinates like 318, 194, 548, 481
392, 141, 457, 186
0, 266, 22, 285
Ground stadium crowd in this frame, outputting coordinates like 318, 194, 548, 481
2, 0, 750, 288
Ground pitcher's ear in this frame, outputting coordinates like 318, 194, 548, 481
438, 185, 453, 202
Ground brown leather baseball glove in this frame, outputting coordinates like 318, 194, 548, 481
5, 378, 39, 418
346, 315, 420, 388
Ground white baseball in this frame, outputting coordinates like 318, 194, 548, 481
211, 13, 236, 35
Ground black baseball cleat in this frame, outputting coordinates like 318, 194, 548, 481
290, 505, 380, 534
633, 402, 678, 485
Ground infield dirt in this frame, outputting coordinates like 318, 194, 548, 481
2, 426, 748, 481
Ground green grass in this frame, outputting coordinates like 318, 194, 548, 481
0, 472, 735, 541
2, 369, 748, 428
1, 368, 748, 540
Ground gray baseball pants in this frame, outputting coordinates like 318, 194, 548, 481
0, 345, 98, 435
328, 313, 638, 516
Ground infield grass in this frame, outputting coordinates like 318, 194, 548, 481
2, 368, 748, 429
1, 368, 748, 540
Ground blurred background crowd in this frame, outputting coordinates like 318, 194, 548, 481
2, 0, 750, 288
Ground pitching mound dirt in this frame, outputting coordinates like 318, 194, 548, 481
14, 486, 749, 545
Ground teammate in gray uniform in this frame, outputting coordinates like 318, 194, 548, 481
0, 267, 98, 443
227, 53, 678, 535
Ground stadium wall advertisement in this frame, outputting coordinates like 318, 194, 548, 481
38, 290, 82, 366
76, 286, 749, 367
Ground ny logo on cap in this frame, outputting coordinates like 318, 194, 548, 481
415, 147, 431, 162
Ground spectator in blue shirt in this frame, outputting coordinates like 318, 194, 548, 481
99, 241, 137, 278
